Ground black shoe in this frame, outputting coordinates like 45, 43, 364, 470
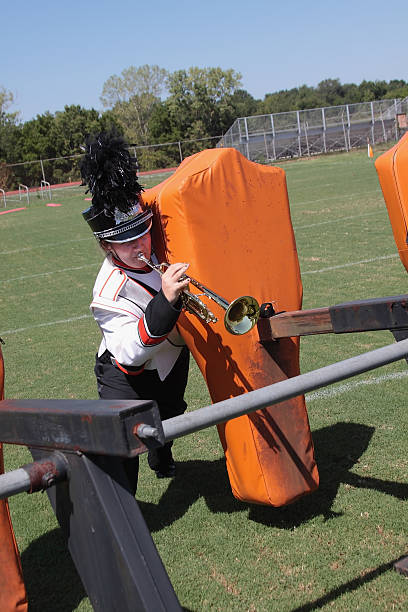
148, 445, 176, 478
155, 460, 176, 479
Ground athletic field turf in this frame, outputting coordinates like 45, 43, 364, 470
0, 148, 407, 611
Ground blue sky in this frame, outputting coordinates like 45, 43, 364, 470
1, 0, 407, 122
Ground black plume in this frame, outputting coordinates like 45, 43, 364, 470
80, 131, 143, 215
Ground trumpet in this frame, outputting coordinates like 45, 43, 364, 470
137, 253, 260, 336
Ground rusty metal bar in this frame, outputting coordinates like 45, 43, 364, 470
0, 468, 30, 499
0, 452, 68, 500
258, 294, 408, 340
258, 307, 332, 340
394, 556, 408, 577
0, 399, 163, 457
30, 449, 182, 612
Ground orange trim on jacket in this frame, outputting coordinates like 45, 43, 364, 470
137, 315, 168, 346
114, 359, 145, 376
98, 268, 126, 300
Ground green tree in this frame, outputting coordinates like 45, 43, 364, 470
0, 87, 21, 160
135, 66, 243, 167
51, 105, 107, 155
100, 65, 168, 144
148, 101, 178, 142
382, 80, 408, 100
0, 86, 19, 121
12, 105, 121, 186
340, 82, 362, 105
0, 114, 21, 164
228, 89, 261, 119
18, 112, 56, 159
296, 84, 322, 110
358, 80, 388, 102
0, 87, 22, 187
316, 78, 345, 106
166, 67, 242, 137
260, 78, 408, 116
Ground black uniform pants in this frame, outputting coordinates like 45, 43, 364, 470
94, 346, 189, 493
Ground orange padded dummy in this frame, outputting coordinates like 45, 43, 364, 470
375, 132, 408, 272
143, 148, 319, 506
0, 345, 28, 612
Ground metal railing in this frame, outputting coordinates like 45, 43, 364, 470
219, 97, 408, 163
18, 184, 29, 204
39, 179, 51, 200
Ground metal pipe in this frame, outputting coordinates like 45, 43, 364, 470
304, 122, 310, 156
0, 468, 31, 500
346, 105, 351, 150
136, 424, 160, 439
297, 110, 302, 156
40, 159, 46, 182
270, 114, 276, 160
162, 338, 408, 442
0, 452, 69, 500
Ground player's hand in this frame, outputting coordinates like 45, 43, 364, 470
161, 263, 190, 305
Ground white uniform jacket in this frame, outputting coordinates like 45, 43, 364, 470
91, 255, 186, 381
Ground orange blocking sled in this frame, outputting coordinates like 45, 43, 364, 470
375, 132, 408, 273
0, 345, 28, 611
143, 148, 319, 506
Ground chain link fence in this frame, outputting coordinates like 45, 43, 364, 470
1, 136, 223, 192
3, 98, 408, 193
218, 98, 408, 163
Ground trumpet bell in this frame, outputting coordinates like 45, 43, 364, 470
224, 296, 260, 335
137, 252, 259, 336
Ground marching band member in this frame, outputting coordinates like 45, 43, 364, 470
80, 132, 190, 493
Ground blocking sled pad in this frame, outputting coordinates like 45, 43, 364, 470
375, 132, 408, 273
0, 345, 27, 611
143, 148, 319, 506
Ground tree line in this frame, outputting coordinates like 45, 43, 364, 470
1, 69, 407, 188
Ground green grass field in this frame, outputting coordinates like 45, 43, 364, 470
1, 148, 407, 611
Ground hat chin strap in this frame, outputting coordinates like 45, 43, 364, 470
103, 246, 144, 271
100, 241, 118, 260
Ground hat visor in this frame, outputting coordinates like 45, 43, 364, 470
104, 219, 152, 243
93, 209, 153, 243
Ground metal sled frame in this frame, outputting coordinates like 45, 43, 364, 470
1, 294, 408, 609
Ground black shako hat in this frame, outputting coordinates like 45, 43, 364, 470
80, 131, 152, 243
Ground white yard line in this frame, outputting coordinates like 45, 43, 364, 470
0, 314, 92, 336
3, 315, 406, 404
292, 188, 380, 207
0, 262, 99, 284
302, 253, 398, 275
288, 174, 376, 189
0, 236, 92, 256
294, 209, 384, 230
306, 370, 408, 401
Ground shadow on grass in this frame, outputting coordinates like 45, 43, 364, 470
249, 421, 408, 528
291, 557, 401, 611
20, 527, 87, 612
19, 421, 407, 611
138, 457, 243, 532
139, 421, 408, 532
